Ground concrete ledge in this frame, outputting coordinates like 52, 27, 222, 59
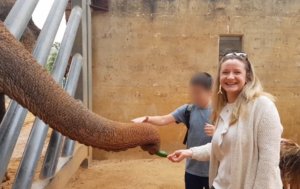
32, 144, 90, 189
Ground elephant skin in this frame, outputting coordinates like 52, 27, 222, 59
0, 21, 160, 154
0, 0, 41, 125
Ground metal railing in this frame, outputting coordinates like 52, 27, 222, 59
0, 0, 88, 188
41, 54, 83, 179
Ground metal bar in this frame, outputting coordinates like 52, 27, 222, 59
61, 58, 81, 159
61, 0, 93, 158
51, 6, 83, 83
81, 0, 90, 108
0, 101, 18, 140
61, 137, 76, 157
0, 0, 69, 182
33, 0, 69, 66
41, 54, 82, 179
64, 56, 83, 108
4, 0, 39, 39
86, 0, 93, 110
40, 131, 64, 178
13, 7, 83, 189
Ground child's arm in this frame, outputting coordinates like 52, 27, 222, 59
131, 114, 176, 126
132, 104, 189, 126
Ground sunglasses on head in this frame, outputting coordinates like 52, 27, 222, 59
224, 52, 248, 58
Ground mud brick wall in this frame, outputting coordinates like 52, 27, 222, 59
91, 0, 300, 159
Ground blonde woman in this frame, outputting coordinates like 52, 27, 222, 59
167, 52, 283, 189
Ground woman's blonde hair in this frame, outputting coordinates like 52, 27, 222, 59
212, 53, 274, 125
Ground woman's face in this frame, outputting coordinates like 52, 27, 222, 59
220, 59, 247, 98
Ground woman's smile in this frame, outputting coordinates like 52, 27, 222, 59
220, 59, 247, 101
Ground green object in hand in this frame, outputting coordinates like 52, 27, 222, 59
155, 150, 168, 158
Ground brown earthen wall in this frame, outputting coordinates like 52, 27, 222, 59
91, 0, 300, 159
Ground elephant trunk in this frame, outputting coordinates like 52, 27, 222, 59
0, 21, 160, 153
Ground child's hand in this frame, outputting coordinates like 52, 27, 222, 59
167, 149, 192, 163
204, 123, 215, 136
131, 116, 149, 123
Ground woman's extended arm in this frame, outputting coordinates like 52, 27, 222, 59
253, 100, 283, 189
132, 114, 176, 126
168, 143, 212, 162
190, 143, 212, 161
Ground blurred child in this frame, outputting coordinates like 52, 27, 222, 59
132, 72, 215, 189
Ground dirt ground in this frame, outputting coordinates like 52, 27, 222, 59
1, 99, 185, 189
66, 159, 185, 189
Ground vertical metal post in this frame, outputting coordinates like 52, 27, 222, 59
40, 54, 82, 179
83, 0, 93, 110
85, 0, 93, 110
13, 7, 82, 189
71, 0, 93, 109
0, 0, 69, 182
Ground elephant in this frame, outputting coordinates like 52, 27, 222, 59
1, 1, 42, 183
1, 2, 298, 187
0, 2, 159, 184
0, 21, 160, 152
0, 0, 41, 125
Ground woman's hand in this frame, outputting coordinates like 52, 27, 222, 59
204, 123, 216, 136
131, 116, 149, 123
167, 149, 193, 163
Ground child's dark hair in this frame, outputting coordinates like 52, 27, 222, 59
190, 72, 213, 90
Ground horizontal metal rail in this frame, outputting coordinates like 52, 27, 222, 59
40, 54, 83, 179
0, 0, 69, 182
12, 7, 83, 189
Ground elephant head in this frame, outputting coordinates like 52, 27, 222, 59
0, 21, 160, 154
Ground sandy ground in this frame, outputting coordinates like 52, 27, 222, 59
1, 99, 52, 189
66, 159, 185, 189
1, 99, 185, 189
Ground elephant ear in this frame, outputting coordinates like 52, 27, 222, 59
20, 27, 39, 51
20, 19, 40, 51
0, 0, 15, 21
